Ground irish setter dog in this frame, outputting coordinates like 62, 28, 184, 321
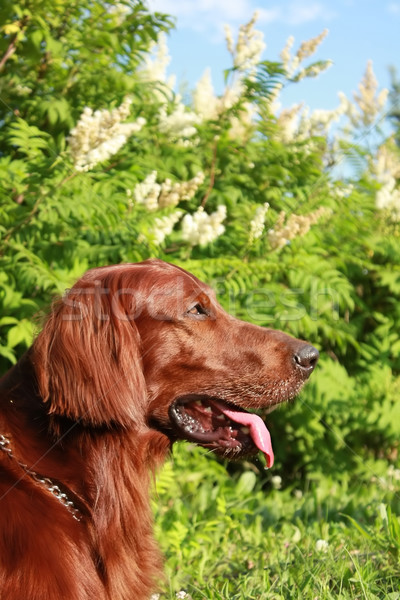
0, 259, 318, 599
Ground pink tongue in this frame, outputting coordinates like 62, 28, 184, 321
219, 407, 274, 468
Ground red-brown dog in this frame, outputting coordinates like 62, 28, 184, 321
0, 259, 318, 600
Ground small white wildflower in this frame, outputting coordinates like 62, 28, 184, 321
294, 489, 303, 500
315, 539, 329, 553
271, 475, 282, 490
249, 202, 269, 243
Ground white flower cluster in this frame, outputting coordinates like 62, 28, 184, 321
139, 34, 198, 143
374, 141, 400, 220
181, 205, 227, 247
138, 32, 177, 101
336, 62, 388, 129
332, 183, 354, 199
249, 202, 269, 243
280, 30, 328, 79
145, 18, 259, 138
158, 102, 201, 142
151, 593, 191, 600
192, 69, 220, 120
68, 98, 145, 172
228, 101, 256, 140
294, 60, 333, 83
150, 210, 183, 245
315, 539, 329, 553
108, 2, 131, 25
375, 141, 400, 180
268, 207, 331, 250
276, 91, 352, 144
388, 465, 400, 484
15, 83, 32, 96
296, 29, 329, 62
275, 104, 303, 143
133, 171, 205, 211
298, 98, 348, 140
139, 33, 171, 85
133, 171, 160, 211
271, 475, 282, 490
353, 60, 389, 126
225, 12, 266, 74
376, 178, 400, 220
193, 69, 248, 135
160, 172, 205, 208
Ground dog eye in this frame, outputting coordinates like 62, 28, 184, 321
187, 304, 208, 316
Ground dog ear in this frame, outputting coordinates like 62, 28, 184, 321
32, 274, 147, 428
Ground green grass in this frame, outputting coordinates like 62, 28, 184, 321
153, 445, 400, 600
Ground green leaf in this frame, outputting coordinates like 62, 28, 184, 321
7, 319, 34, 349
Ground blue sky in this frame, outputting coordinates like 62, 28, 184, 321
147, 0, 399, 114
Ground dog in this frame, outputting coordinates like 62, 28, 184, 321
0, 259, 318, 599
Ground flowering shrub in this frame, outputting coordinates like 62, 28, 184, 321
68, 98, 146, 172
0, 1, 400, 482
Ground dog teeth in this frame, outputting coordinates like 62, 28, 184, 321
204, 406, 212, 413
240, 426, 250, 434
216, 414, 226, 421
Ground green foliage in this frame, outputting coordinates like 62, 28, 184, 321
152, 444, 400, 599
1, 3, 400, 597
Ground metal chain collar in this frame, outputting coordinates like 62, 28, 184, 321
0, 434, 81, 521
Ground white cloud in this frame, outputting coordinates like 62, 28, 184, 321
147, 0, 254, 23
257, 8, 282, 24
286, 2, 336, 25
147, 0, 336, 38
387, 2, 400, 14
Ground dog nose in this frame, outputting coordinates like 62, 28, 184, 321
294, 344, 319, 373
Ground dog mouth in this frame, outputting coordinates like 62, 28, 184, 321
169, 394, 274, 468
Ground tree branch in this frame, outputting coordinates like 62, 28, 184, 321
201, 140, 218, 208
0, 17, 30, 72
0, 36, 18, 72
